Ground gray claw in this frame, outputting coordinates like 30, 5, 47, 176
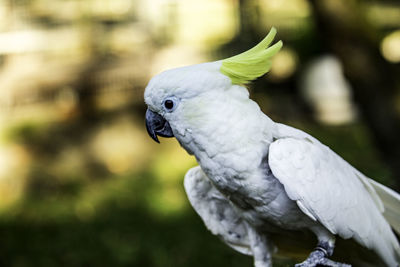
295, 250, 351, 267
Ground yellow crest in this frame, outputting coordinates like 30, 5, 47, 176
220, 28, 282, 85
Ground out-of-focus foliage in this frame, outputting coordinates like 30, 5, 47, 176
0, 0, 399, 266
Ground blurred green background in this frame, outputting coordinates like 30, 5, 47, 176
0, 0, 399, 266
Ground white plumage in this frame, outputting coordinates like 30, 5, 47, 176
144, 52, 400, 267
268, 128, 400, 266
184, 166, 253, 256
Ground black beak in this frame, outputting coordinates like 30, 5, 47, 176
145, 109, 174, 143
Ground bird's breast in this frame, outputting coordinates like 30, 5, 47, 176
198, 156, 312, 230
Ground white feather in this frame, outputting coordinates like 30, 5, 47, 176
368, 178, 400, 236
269, 124, 400, 266
184, 166, 253, 255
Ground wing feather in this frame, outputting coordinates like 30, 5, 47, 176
184, 166, 252, 255
368, 178, 400, 236
269, 126, 400, 266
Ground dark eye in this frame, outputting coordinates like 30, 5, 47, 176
163, 97, 179, 112
164, 99, 174, 110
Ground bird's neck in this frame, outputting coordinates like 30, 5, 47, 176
175, 91, 275, 177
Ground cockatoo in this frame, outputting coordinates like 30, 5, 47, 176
144, 28, 400, 267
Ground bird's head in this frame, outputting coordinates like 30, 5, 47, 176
144, 28, 282, 144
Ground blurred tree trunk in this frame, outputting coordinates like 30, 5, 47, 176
219, 0, 261, 57
309, 0, 400, 189
237, 0, 260, 43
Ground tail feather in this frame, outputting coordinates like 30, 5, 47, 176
369, 179, 400, 235
368, 178, 400, 264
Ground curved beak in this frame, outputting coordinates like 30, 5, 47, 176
145, 109, 174, 143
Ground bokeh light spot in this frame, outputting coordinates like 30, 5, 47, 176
381, 30, 400, 63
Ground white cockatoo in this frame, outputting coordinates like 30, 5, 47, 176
144, 28, 400, 267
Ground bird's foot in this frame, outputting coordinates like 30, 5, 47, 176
295, 248, 351, 267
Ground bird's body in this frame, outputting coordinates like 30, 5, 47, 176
144, 28, 400, 267
176, 84, 309, 230
179, 80, 399, 266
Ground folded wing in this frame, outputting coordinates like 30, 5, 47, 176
184, 166, 252, 255
268, 133, 400, 266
